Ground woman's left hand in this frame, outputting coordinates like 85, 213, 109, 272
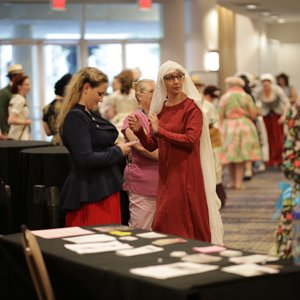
148, 112, 158, 132
278, 115, 285, 124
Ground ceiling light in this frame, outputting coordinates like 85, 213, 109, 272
262, 12, 270, 17
246, 4, 257, 10
278, 19, 285, 24
270, 15, 278, 20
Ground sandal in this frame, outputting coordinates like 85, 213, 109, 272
235, 184, 246, 190
226, 183, 235, 189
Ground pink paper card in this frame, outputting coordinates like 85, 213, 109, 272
32, 227, 94, 239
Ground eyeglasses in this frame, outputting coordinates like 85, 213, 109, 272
163, 74, 185, 81
142, 90, 154, 94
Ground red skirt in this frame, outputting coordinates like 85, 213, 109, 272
263, 113, 284, 167
66, 192, 121, 227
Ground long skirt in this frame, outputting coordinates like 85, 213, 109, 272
66, 192, 121, 227
263, 113, 284, 167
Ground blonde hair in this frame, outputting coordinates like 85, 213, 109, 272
225, 76, 245, 87
57, 67, 108, 136
133, 79, 155, 103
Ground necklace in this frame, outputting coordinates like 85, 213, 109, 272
138, 106, 148, 115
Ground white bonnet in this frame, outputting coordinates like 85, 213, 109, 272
260, 73, 275, 83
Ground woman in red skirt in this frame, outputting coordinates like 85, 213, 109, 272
253, 73, 290, 167
57, 67, 136, 227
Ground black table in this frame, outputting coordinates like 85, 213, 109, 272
0, 140, 51, 233
0, 227, 299, 300
18, 146, 71, 230
0, 140, 51, 185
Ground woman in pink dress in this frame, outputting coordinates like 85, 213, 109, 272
128, 61, 223, 244
219, 76, 262, 190
122, 79, 159, 230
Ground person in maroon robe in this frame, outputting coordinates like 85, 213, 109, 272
128, 61, 223, 244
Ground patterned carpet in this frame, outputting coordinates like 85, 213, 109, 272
220, 167, 287, 254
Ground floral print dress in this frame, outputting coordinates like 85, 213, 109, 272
219, 87, 262, 164
282, 104, 300, 183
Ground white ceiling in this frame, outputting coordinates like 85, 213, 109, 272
216, 0, 300, 23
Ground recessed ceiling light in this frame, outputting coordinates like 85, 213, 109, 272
262, 12, 270, 17
278, 19, 285, 23
246, 4, 257, 10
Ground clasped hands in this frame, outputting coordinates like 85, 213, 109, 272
117, 112, 158, 156
128, 112, 158, 133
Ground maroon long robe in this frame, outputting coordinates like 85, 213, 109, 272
137, 98, 211, 242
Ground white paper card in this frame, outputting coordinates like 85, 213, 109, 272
119, 236, 138, 241
136, 232, 167, 239
222, 263, 279, 277
93, 225, 133, 232
63, 234, 116, 244
130, 262, 218, 279
229, 254, 279, 264
116, 245, 163, 256
220, 250, 243, 257
64, 240, 132, 254
181, 253, 222, 263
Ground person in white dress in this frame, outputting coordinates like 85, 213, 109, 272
8, 74, 32, 140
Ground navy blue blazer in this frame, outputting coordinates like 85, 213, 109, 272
60, 104, 124, 211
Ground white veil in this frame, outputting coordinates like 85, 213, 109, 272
150, 60, 224, 245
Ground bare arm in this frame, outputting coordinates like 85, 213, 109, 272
8, 112, 31, 126
125, 127, 158, 160
290, 86, 298, 104
43, 122, 52, 136
277, 87, 290, 124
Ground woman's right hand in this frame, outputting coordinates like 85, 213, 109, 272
116, 140, 139, 156
128, 114, 141, 133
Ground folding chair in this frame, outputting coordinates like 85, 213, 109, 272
20, 225, 56, 300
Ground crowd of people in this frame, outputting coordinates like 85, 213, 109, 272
0, 61, 299, 246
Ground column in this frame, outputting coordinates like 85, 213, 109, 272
160, 0, 185, 65
184, 0, 218, 72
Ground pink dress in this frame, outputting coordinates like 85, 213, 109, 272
219, 87, 262, 164
122, 109, 159, 230
122, 109, 159, 196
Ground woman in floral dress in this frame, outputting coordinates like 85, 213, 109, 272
220, 76, 262, 190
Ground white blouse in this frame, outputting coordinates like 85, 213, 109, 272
8, 94, 31, 140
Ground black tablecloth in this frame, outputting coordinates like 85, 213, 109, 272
0, 140, 51, 185
0, 140, 51, 234
18, 146, 71, 230
0, 227, 300, 300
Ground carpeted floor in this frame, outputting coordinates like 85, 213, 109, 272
220, 167, 288, 254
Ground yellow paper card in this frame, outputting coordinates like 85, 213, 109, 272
109, 231, 132, 236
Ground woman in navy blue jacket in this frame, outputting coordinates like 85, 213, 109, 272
57, 67, 136, 227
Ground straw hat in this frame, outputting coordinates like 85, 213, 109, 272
191, 75, 204, 87
7, 64, 24, 76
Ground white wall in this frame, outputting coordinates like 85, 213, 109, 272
235, 13, 300, 98
184, 0, 218, 72
235, 14, 260, 76
278, 44, 300, 96
160, 0, 185, 65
